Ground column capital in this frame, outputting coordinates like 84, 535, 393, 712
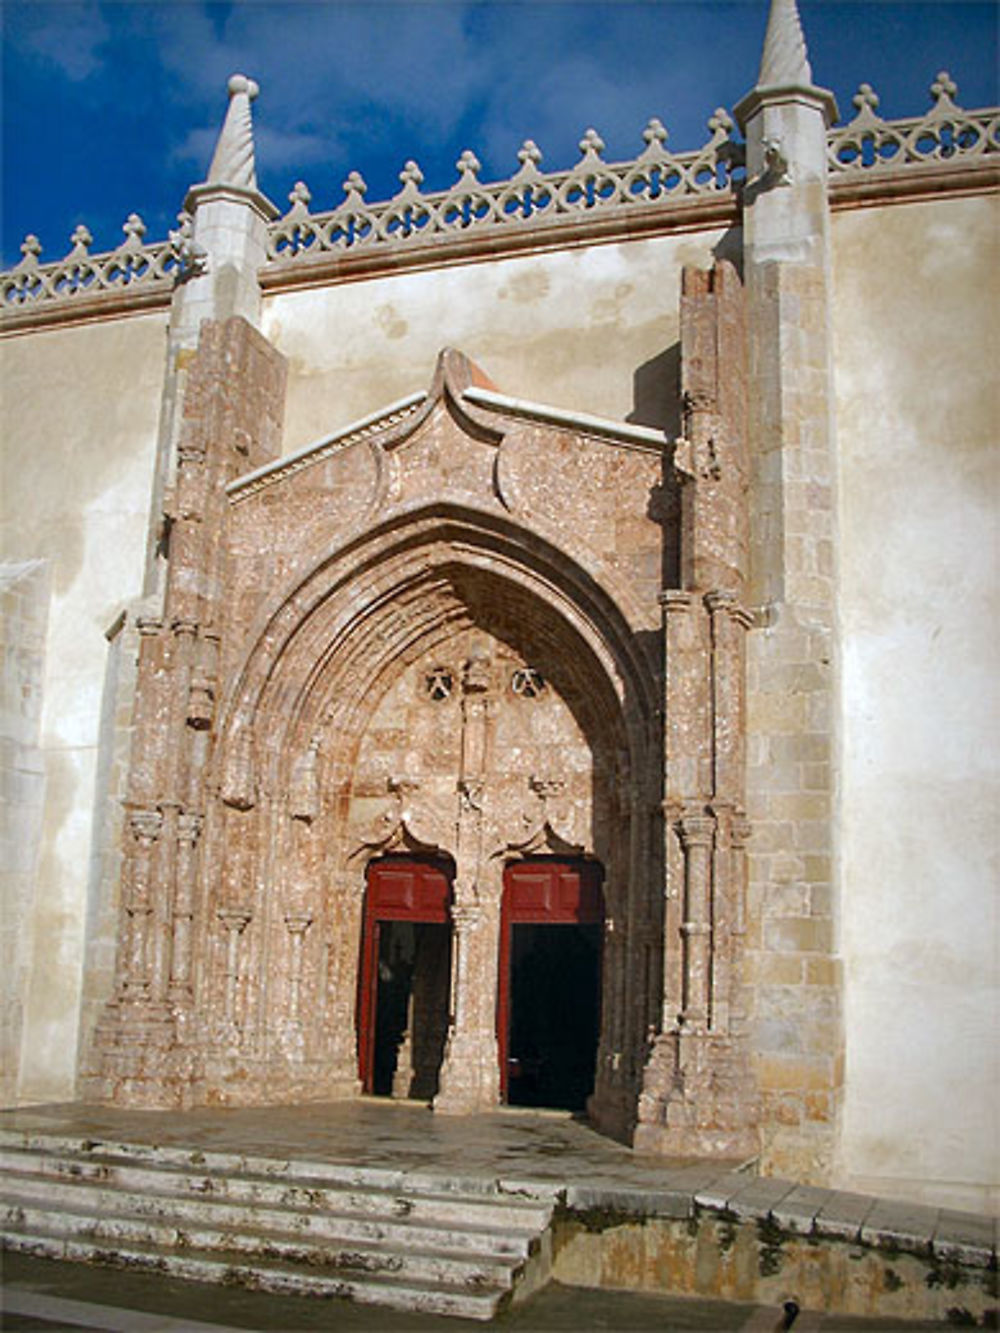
659, 589, 694, 614
678, 812, 716, 849
177, 811, 204, 845
129, 808, 163, 844
218, 907, 252, 933
176, 440, 207, 465
730, 815, 753, 849
704, 589, 756, 628
451, 903, 483, 931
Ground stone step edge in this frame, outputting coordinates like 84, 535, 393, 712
561, 1183, 997, 1268
0, 1182, 543, 1259
0, 1151, 551, 1233
0, 1160, 555, 1230
5, 1132, 992, 1269
0, 1132, 558, 1208
0, 1194, 530, 1276
0, 1228, 507, 1322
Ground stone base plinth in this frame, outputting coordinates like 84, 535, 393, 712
433, 1033, 500, 1114
635, 1031, 759, 1161
196, 1059, 361, 1108
88, 1000, 180, 1107
632, 1119, 759, 1161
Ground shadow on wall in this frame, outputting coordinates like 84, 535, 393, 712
626, 346, 683, 590
713, 225, 744, 277
627, 343, 681, 438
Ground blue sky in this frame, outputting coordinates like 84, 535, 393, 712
3, 2, 997, 268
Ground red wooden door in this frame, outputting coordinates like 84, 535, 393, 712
358, 858, 452, 1093
497, 860, 604, 1102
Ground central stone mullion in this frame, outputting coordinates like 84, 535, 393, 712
434, 643, 502, 1113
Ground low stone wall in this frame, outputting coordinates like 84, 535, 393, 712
553, 1178, 998, 1326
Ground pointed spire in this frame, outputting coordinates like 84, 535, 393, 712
177, 74, 276, 344
734, 0, 837, 132
207, 74, 260, 190
757, 0, 812, 87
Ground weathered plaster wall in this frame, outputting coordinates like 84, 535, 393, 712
0, 313, 167, 1102
261, 230, 729, 450
831, 193, 999, 1212
0, 560, 50, 1104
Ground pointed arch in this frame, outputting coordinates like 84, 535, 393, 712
212, 502, 658, 819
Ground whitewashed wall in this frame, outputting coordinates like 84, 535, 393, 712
832, 193, 1000, 1212
261, 230, 728, 449
0, 312, 167, 1102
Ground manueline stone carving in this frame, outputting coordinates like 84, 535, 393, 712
828, 71, 998, 174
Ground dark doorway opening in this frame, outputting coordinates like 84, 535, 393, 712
498, 860, 604, 1113
372, 921, 451, 1098
508, 921, 601, 1110
358, 858, 453, 1100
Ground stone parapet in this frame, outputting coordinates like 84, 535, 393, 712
3, 75, 994, 333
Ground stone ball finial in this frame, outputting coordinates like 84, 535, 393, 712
517, 140, 542, 169
931, 71, 958, 103
228, 74, 259, 100
456, 149, 482, 178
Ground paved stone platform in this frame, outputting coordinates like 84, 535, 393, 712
1, 1099, 995, 1263
0, 1097, 703, 1193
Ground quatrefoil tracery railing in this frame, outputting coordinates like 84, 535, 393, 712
3, 74, 996, 315
1, 213, 195, 310
828, 72, 999, 174
266, 111, 743, 264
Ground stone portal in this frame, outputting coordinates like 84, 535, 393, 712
89, 325, 758, 1160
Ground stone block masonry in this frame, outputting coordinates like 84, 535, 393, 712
735, 7, 843, 1183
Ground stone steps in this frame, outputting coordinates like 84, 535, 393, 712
0, 1153, 546, 1244
1, 1196, 525, 1288
0, 1131, 547, 1205
0, 1131, 555, 1320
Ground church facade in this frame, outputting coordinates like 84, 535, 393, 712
2, 3, 997, 1212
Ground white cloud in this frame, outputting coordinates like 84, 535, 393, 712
9, 0, 110, 81
17, 2, 760, 206
123, 2, 493, 191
